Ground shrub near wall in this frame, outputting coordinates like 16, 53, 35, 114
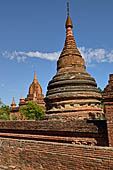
0, 138, 113, 170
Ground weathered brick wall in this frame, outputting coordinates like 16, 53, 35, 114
104, 103, 113, 147
0, 137, 113, 170
103, 74, 113, 147
0, 120, 108, 146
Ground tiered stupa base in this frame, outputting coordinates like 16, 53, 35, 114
45, 70, 103, 120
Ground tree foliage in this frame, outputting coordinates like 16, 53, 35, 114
0, 99, 3, 106
12, 114, 18, 120
0, 105, 10, 120
19, 101, 45, 120
98, 87, 103, 94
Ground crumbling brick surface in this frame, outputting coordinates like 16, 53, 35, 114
0, 120, 108, 146
103, 74, 113, 147
0, 138, 113, 170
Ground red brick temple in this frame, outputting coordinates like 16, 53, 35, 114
45, 3, 103, 120
25, 72, 45, 108
10, 72, 45, 120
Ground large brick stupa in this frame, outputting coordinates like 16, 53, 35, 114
45, 3, 103, 120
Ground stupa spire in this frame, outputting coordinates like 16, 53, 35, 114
19, 96, 25, 106
20, 96, 24, 100
33, 72, 38, 83
58, 2, 83, 71
65, 2, 73, 28
67, 2, 69, 15
11, 97, 16, 107
19, 96, 24, 102
12, 97, 15, 105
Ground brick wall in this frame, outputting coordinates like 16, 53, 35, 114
0, 137, 113, 170
105, 104, 113, 147
0, 120, 108, 146
103, 74, 113, 147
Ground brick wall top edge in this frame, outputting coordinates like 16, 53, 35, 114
0, 120, 107, 134
0, 137, 112, 150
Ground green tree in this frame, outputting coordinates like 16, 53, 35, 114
0, 99, 3, 106
0, 105, 10, 120
12, 114, 18, 120
98, 87, 103, 94
19, 101, 45, 120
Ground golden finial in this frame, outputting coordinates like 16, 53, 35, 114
34, 72, 38, 83
67, 2, 69, 16
12, 97, 15, 105
11, 97, 16, 107
20, 96, 24, 100
65, 2, 73, 28
19, 96, 25, 104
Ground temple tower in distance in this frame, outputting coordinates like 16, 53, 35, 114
10, 72, 45, 120
45, 3, 103, 120
25, 72, 45, 109
10, 97, 21, 120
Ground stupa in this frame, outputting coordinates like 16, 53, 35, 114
45, 3, 103, 120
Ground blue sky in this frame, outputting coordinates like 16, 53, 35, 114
0, 0, 113, 106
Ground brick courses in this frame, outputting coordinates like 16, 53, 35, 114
0, 138, 113, 170
103, 74, 113, 147
0, 120, 108, 146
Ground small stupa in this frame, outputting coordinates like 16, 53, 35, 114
45, 3, 103, 120
11, 97, 16, 108
10, 97, 21, 120
19, 96, 26, 107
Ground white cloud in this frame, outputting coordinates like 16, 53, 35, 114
17, 56, 21, 63
79, 47, 113, 64
108, 50, 113, 62
18, 51, 60, 61
16, 56, 26, 63
2, 47, 113, 65
2, 50, 60, 62
10, 55, 15, 60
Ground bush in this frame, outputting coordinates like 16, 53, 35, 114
19, 101, 45, 120
0, 105, 10, 120
12, 114, 18, 120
